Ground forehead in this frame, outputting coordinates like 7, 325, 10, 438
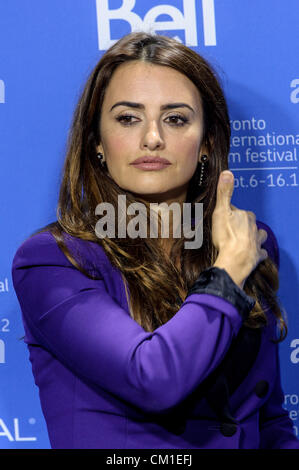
103, 61, 202, 110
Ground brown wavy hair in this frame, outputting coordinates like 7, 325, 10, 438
31, 32, 287, 341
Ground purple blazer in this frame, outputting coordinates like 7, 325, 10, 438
11, 220, 299, 449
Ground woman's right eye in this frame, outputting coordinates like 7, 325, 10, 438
115, 114, 139, 125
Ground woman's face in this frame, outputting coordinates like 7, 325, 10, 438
97, 60, 205, 204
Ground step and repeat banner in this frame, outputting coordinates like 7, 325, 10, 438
0, 0, 298, 448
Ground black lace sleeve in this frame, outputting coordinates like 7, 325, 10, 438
187, 267, 256, 321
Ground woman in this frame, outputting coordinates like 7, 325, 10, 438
11, 32, 299, 449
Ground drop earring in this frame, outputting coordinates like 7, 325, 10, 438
97, 152, 105, 167
198, 154, 208, 186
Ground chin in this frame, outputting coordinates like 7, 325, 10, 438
129, 188, 170, 198
119, 182, 170, 196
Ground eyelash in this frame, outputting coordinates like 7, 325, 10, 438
115, 114, 189, 127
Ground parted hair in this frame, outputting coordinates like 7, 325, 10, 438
32, 32, 287, 341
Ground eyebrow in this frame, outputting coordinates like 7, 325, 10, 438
109, 101, 195, 113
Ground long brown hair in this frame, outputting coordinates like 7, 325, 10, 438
31, 32, 287, 341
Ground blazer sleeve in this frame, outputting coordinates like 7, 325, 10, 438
258, 223, 299, 448
12, 231, 252, 415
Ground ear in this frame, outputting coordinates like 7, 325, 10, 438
96, 142, 104, 154
199, 144, 209, 159
199, 136, 212, 158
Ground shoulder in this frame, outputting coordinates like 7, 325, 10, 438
12, 230, 68, 268
11, 229, 112, 281
256, 220, 280, 270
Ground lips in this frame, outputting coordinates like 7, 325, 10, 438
130, 156, 171, 165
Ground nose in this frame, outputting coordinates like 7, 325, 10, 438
140, 120, 165, 151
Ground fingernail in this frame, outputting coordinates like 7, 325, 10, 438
221, 172, 232, 182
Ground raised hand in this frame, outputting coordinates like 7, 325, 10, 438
212, 170, 268, 289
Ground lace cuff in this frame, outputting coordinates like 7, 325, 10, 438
187, 267, 256, 321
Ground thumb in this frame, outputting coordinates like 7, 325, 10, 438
215, 170, 234, 211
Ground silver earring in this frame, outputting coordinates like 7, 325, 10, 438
198, 154, 208, 186
97, 152, 105, 167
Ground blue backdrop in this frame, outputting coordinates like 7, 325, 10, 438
1, 0, 298, 448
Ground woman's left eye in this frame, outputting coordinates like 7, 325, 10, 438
165, 115, 189, 126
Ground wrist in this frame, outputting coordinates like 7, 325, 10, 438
187, 266, 256, 321
213, 256, 246, 289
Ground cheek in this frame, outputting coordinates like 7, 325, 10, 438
174, 134, 201, 164
104, 131, 135, 160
